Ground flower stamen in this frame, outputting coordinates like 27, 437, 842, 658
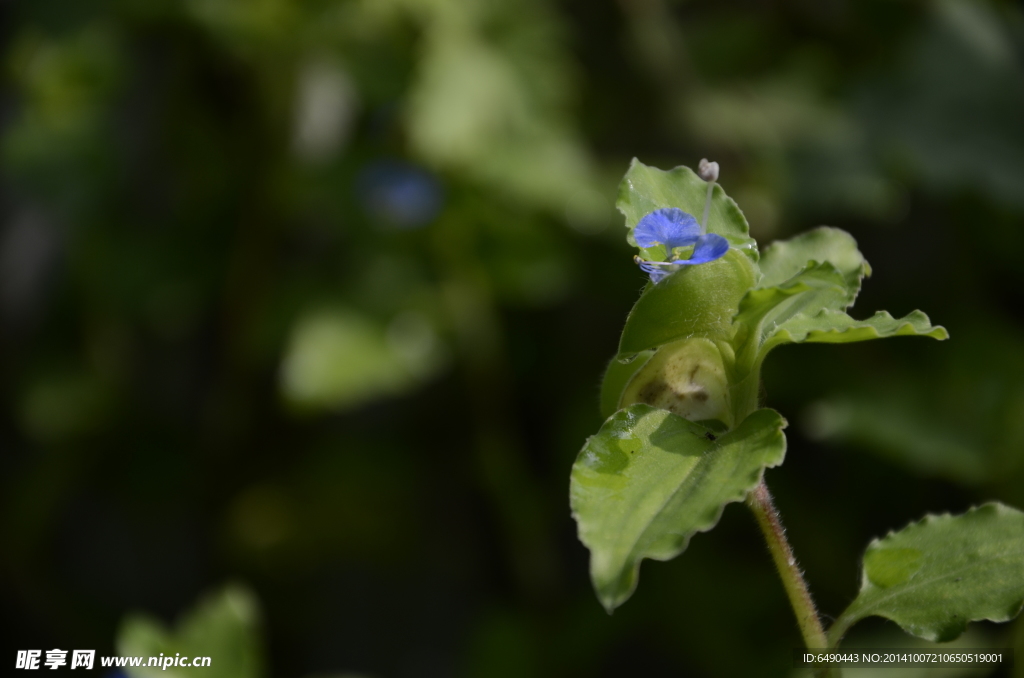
698, 158, 719, 235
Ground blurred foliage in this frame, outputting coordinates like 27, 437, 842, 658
120, 585, 263, 678
2, 0, 1024, 676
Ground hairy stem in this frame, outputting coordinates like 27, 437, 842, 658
748, 480, 838, 676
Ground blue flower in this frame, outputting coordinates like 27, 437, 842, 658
357, 160, 443, 229
632, 208, 729, 283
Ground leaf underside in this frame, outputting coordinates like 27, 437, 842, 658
765, 308, 948, 352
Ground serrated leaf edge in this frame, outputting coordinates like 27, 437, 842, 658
574, 407, 788, 612
831, 502, 1024, 645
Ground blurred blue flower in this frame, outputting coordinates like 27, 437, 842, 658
357, 160, 443, 229
633, 208, 729, 283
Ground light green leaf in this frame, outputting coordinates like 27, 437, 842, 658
831, 503, 1024, 645
758, 227, 870, 295
280, 308, 446, 412
616, 158, 757, 257
599, 351, 652, 419
405, 7, 600, 214
618, 249, 757, 357
763, 309, 948, 353
119, 585, 263, 678
570, 405, 786, 612
732, 262, 850, 367
731, 228, 874, 369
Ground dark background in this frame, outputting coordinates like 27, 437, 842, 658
2, 0, 1023, 676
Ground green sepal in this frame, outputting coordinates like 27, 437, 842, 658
618, 249, 757, 357
831, 503, 1024, 645
616, 158, 758, 260
570, 405, 787, 612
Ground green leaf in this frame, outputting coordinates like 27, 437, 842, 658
599, 351, 652, 419
280, 307, 446, 412
731, 228, 944, 375
618, 249, 757, 357
763, 309, 948, 353
731, 228, 874, 369
119, 585, 263, 678
758, 227, 870, 295
732, 262, 850, 368
832, 503, 1024, 645
616, 158, 757, 257
804, 396, 991, 487
570, 405, 787, 612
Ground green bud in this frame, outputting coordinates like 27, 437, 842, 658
619, 337, 732, 428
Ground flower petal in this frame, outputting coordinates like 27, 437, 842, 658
633, 208, 700, 249
674, 234, 729, 265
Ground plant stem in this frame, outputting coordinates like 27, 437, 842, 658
747, 480, 838, 676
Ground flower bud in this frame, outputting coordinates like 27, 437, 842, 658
619, 337, 732, 427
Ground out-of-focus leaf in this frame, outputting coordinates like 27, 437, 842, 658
617, 249, 757, 357
119, 585, 263, 678
686, 76, 852, 153
477, 209, 575, 306
570, 404, 786, 612
279, 308, 445, 411
804, 397, 989, 486
185, 0, 299, 52
403, 0, 600, 214
20, 371, 115, 443
803, 324, 1024, 488
2, 26, 123, 205
831, 504, 1024, 645
616, 159, 757, 257
862, 0, 1024, 210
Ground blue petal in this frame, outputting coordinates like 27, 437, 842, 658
673, 233, 729, 265
633, 208, 700, 249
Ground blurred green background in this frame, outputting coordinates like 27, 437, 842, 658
2, 0, 1024, 676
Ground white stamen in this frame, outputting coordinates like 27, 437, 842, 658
698, 158, 719, 235
634, 255, 677, 267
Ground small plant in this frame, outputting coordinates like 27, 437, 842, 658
569, 159, 1024, 674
